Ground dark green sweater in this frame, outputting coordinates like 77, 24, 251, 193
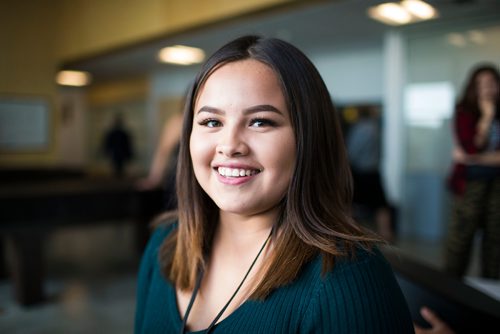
135, 225, 414, 333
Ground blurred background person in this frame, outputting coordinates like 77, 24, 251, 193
136, 108, 183, 211
102, 112, 134, 178
346, 106, 395, 242
444, 63, 500, 279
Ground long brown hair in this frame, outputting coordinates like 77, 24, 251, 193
159, 35, 380, 299
457, 63, 500, 116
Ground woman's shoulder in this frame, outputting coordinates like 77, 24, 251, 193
332, 245, 389, 273
303, 246, 392, 284
296, 246, 414, 332
296, 245, 403, 305
291, 245, 395, 296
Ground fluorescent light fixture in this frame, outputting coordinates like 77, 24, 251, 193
56, 70, 92, 87
467, 30, 485, 45
401, 0, 437, 20
447, 33, 467, 47
368, 1, 438, 26
368, 3, 411, 25
446, 30, 486, 48
158, 45, 205, 65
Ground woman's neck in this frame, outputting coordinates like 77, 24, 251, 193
215, 209, 277, 253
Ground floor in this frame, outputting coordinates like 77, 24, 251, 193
0, 222, 489, 333
0, 223, 140, 334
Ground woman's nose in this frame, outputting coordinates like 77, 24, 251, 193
216, 127, 249, 157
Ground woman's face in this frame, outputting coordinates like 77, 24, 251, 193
190, 59, 296, 217
476, 71, 499, 100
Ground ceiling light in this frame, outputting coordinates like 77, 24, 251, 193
158, 45, 205, 65
368, 1, 438, 26
401, 0, 438, 20
56, 70, 92, 87
467, 30, 485, 45
447, 33, 467, 47
368, 3, 412, 26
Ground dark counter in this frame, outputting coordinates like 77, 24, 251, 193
381, 245, 500, 333
0, 171, 165, 306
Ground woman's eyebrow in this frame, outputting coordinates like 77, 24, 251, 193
196, 106, 223, 115
196, 104, 284, 116
243, 104, 283, 115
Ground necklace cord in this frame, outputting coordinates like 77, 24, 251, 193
179, 267, 204, 334
180, 228, 274, 334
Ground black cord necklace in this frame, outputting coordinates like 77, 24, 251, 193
179, 228, 273, 334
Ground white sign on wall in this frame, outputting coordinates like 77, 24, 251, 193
0, 98, 50, 151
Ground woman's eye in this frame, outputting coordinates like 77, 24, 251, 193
250, 118, 276, 128
199, 119, 221, 128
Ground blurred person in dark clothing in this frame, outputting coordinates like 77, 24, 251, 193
346, 107, 394, 242
136, 109, 183, 211
103, 113, 134, 177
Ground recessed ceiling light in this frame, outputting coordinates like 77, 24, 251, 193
447, 33, 467, 47
467, 30, 485, 45
368, 1, 438, 26
368, 3, 411, 26
401, 0, 438, 20
56, 70, 92, 87
158, 45, 205, 65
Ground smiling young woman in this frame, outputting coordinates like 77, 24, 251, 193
134, 35, 414, 334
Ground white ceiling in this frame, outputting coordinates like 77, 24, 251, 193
61, 0, 500, 81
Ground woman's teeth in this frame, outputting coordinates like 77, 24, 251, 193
217, 167, 259, 177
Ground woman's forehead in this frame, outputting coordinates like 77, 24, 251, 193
194, 60, 287, 111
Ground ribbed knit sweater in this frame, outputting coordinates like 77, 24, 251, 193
135, 225, 414, 333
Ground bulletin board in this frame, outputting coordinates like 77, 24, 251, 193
0, 96, 51, 152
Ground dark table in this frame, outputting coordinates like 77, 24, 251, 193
0, 175, 164, 306
381, 246, 500, 333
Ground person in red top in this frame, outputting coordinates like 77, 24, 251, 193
444, 63, 500, 279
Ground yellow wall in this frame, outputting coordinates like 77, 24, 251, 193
57, 0, 295, 62
0, 0, 297, 167
87, 77, 149, 107
0, 1, 61, 165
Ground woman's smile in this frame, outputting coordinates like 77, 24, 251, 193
213, 165, 262, 186
216, 167, 261, 178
